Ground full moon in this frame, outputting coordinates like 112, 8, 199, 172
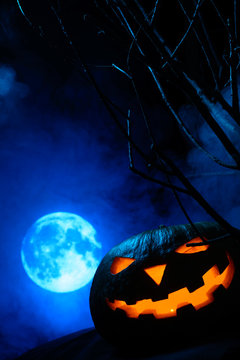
21, 212, 102, 293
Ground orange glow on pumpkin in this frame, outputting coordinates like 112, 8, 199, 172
175, 237, 209, 254
106, 253, 235, 319
110, 257, 135, 275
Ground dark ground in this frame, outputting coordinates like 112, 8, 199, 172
16, 327, 240, 360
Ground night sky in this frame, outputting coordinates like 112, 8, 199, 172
0, 1, 240, 359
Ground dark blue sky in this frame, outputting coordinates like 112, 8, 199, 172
0, 2, 240, 359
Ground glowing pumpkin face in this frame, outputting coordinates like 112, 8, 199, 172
90, 222, 237, 348
106, 238, 234, 319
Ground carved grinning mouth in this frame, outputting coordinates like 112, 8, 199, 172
106, 254, 235, 319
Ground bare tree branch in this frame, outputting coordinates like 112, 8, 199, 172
165, 0, 203, 67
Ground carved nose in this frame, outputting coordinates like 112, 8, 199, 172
144, 264, 167, 285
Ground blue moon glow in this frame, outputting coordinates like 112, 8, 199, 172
21, 212, 102, 293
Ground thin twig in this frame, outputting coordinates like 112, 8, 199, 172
234, 0, 238, 41
209, 0, 229, 30
115, 6, 145, 56
105, 96, 173, 175
16, 0, 46, 39
165, 173, 208, 243
149, 0, 159, 25
186, 233, 233, 246
112, 63, 132, 79
117, 1, 173, 62
129, 163, 190, 193
16, 0, 33, 27
177, 0, 220, 89
129, 67, 175, 175
193, 0, 223, 78
167, 0, 203, 65
126, 115, 189, 194
126, 110, 133, 168
134, 0, 205, 70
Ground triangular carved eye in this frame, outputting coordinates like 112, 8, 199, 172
110, 257, 135, 275
144, 264, 167, 285
175, 237, 209, 254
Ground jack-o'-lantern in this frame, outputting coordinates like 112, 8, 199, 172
90, 222, 238, 349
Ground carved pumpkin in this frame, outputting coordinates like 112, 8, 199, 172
90, 222, 238, 349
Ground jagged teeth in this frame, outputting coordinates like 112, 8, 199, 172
187, 277, 205, 293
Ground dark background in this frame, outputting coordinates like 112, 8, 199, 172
0, 1, 240, 359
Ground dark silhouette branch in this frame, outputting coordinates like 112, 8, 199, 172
163, 0, 203, 68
